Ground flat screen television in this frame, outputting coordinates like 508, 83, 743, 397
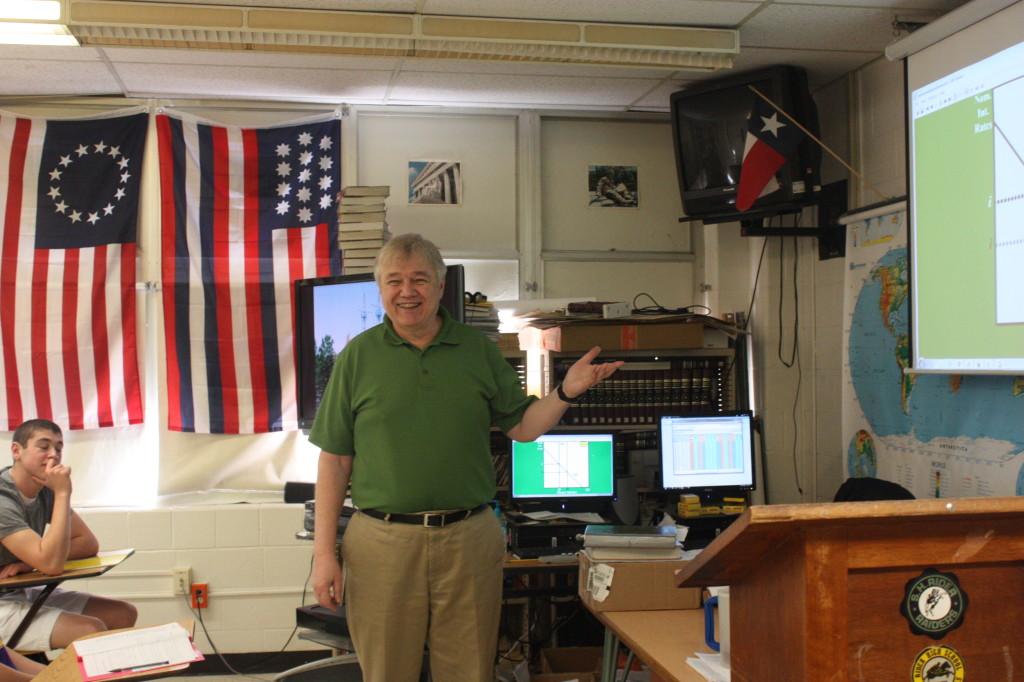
510, 431, 616, 513
669, 65, 821, 223
659, 411, 755, 493
295, 265, 465, 428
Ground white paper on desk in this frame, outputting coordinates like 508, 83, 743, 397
75, 623, 200, 678
686, 652, 730, 682
518, 511, 606, 523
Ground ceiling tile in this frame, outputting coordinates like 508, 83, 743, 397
0, 45, 103, 62
389, 71, 662, 108
630, 80, 689, 111
0, 59, 120, 96
778, 0, 965, 9
421, 0, 760, 25
733, 47, 880, 88
741, 4, 911, 52
114, 63, 392, 102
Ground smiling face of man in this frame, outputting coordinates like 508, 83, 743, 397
378, 251, 445, 346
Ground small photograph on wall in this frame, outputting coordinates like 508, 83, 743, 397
589, 164, 638, 208
408, 160, 462, 205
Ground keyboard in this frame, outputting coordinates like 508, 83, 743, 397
512, 545, 579, 559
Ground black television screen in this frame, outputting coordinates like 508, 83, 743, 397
669, 65, 821, 222
295, 265, 465, 428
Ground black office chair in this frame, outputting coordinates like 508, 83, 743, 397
833, 477, 915, 502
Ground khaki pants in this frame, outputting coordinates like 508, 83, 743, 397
342, 509, 505, 682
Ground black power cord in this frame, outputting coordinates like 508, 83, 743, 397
182, 554, 314, 679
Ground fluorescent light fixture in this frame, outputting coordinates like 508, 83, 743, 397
66, 1, 737, 71
0, 0, 62, 21
0, 0, 79, 45
0, 21, 78, 45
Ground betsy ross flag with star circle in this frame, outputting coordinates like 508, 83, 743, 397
735, 94, 805, 212
0, 112, 147, 431
156, 114, 341, 434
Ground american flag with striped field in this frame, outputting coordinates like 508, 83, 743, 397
0, 112, 146, 431
156, 114, 341, 434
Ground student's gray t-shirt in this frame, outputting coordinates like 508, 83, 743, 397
0, 466, 54, 566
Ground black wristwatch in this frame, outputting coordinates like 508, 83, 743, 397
556, 382, 582, 404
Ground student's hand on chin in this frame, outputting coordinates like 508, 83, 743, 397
39, 462, 73, 494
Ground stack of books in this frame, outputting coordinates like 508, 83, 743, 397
339, 185, 390, 274
554, 357, 728, 426
465, 295, 500, 342
581, 524, 682, 561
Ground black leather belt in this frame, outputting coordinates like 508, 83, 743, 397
360, 504, 489, 528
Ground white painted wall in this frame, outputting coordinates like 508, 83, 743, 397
540, 118, 694, 307
75, 503, 317, 655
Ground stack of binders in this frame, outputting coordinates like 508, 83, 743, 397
581, 524, 682, 561
338, 185, 390, 274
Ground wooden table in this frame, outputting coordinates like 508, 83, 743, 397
593, 609, 711, 682
0, 549, 134, 649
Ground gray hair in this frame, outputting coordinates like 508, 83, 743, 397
374, 233, 447, 284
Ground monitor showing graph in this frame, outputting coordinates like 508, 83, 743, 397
510, 432, 616, 509
659, 412, 756, 491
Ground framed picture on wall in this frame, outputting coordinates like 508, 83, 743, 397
408, 160, 462, 205
588, 164, 638, 208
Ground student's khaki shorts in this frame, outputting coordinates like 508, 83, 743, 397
0, 586, 90, 651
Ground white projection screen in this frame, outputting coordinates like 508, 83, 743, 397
901, 0, 1024, 374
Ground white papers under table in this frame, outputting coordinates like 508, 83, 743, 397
686, 652, 730, 682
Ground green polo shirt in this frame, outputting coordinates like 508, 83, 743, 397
308, 307, 535, 513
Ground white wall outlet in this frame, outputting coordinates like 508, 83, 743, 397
172, 567, 192, 595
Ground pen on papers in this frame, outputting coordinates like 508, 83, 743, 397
107, 661, 170, 673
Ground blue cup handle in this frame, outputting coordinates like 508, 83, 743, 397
704, 595, 720, 652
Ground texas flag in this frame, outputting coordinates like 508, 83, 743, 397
735, 95, 805, 212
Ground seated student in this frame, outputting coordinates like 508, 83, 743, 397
0, 642, 44, 681
0, 419, 137, 651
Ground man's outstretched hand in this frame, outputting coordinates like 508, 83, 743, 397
561, 346, 624, 399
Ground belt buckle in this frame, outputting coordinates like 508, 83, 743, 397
422, 512, 446, 528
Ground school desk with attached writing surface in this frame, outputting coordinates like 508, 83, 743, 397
0, 549, 134, 649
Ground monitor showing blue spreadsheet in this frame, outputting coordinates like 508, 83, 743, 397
659, 412, 756, 491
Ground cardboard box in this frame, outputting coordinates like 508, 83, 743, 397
541, 321, 704, 353
496, 332, 522, 353
540, 646, 603, 675
577, 552, 701, 612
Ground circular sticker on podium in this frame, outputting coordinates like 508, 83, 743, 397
900, 568, 968, 639
911, 645, 965, 682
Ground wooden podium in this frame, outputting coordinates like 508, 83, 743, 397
675, 497, 1024, 681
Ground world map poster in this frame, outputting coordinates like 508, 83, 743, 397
842, 202, 1024, 498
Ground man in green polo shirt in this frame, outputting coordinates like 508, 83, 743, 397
309, 233, 621, 682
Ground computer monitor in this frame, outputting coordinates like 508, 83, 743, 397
510, 431, 616, 513
659, 411, 756, 492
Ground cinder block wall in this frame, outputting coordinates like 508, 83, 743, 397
75, 504, 320, 654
